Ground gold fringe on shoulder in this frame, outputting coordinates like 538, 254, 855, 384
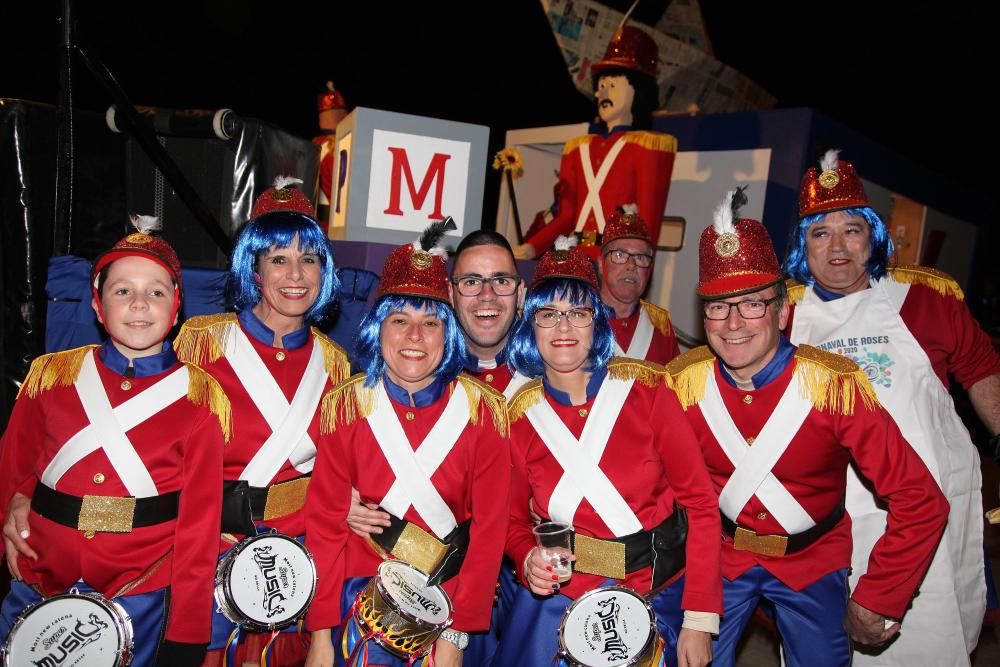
785, 278, 806, 305
622, 131, 677, 153
665, 346, 716, 410
457, 374, 509, 437
793, 345, 879, 415
563, 135, 594, 155
174, 313, 238, 366
507, 379, 544, 424
311, 329, 351, 383
184, 364, 233, 443
640, 301, 674, 336
608, 357, 666, 388
18, 345, 96, 399
890, 265, 964, 300
320, 374, 372, 434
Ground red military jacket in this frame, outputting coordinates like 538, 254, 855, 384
505, 359, 722, 615
305, 373, 511, 633
608, 300, 681, 365
174, 312, 350, 540
667, 344, 949, 619
0, 344, 229, 643
526, 130, 676, 258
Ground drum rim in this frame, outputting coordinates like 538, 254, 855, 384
373, 559, 453, 626
557, 585, 658, 667
3, 590, 133, 667
214, 532, 318, 632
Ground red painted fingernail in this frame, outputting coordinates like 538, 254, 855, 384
545, 565, 553, 572
551, 575, 559, 581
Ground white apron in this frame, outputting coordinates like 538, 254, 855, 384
790, 278, 985, 666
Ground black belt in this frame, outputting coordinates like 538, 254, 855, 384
33, 482, 179, 533
721, 503, 845, 557
570, 507, 687, 589
220, 475, 311, 535
371, 512, 471, 586
575, 230, 603, 247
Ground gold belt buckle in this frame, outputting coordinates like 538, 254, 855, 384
263, 477, 310, 521
579, 230, 599, 247
391, 522, 449, 575
573, 533, 626, 580
733, 526, 787, 557
77, 495, 136, 535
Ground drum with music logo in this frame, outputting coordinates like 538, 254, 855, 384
557, 586, 664, 667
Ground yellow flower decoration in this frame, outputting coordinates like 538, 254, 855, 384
492, 147, 524, 179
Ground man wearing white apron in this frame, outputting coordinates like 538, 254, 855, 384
600, 204, 681, 365
784, 151, 1000, 666
669, 188, 948, 667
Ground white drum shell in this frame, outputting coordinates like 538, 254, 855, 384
558, 586, 658, 667
375, 560, 452, 627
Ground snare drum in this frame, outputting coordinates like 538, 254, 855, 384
2, 590, 133, 667
353, 560, 453, 658
214, 532, 317, 633
558, 586, 664, 667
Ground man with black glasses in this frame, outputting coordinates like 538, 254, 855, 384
599, 204, 679, 364
667, 189, 947, 667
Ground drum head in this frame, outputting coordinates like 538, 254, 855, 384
4, 593, 129, 667
223, 534, 317, 628
376, 560, 452, 626
559, 587, 656, 667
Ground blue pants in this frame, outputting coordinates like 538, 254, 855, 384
1, 579, 168, 667
462, 560, 518, 666
713, 566, 850, 667
492, 577, 683, 667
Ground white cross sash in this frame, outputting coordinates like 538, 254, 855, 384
574, 137, 628, 233
613, 306, 655, 360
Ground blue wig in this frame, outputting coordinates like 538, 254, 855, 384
355, 295, 468, 388
508, 278, 615, 379
226, 211, 340, 323
783, 207, 894, 286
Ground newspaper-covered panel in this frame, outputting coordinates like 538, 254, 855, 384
542, 0, 775, 113
654, 0, 713, 57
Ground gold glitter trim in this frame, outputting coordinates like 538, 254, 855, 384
125, 233, 152, 245
457, 374, 509, 437
185, 364, 233, 443
78, 495, 136, 533
621, 130, 677, 153
573, 533, 626, 580
552, 249, 571, 262
272, 188, 294, 202
19, 345, 96, 399
640, 300, 674, 337
174, 313, 238, 366
785, 278, 805, 305
312, 329, 351, 383
263, 477, 310, 521
889, 265, 964, 300
563, 134, 595, 155
391, 522, 450, 575
320, 373, 374, 434
714, 232, 740, 257
818, 169, 840, 189
733, 527, 787, 556
607, 356, 667, 388
411, 250, 433, 269
665, 346, 717, 410
506, 379, 544, 424
793, 345, 879, 415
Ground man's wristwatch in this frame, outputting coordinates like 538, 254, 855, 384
439, 629, 469, 650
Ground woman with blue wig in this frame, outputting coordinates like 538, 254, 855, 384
783, 150, 1000, 667
496, 236, 722, 667
173, 177, 351, 666
304, 221, 511, 667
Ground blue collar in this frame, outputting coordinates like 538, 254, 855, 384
239, 309, 310, 350
544, 367, 608, 406
718, 335, 796, 390
383, 374, 448, 408
608, 302, 640, 320
811, 283, 850, 302
465, 346, 508, 373
603, 124, 632, 139
99, 339, 177, 378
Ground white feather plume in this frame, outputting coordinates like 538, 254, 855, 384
554, 235, 578, 251
272, 175, 303, 190
712, 190, 737, 234
820, 149, 840, 172
325, 81, 335, 91
621, 203, 639, 215
129, 214, 161, 234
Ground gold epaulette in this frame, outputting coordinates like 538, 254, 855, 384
563, 134, 595, 155
640, 300, 674, 337
785, 278, 806, 305
311, 329, 351, 383
507, 378, 544, 425
174, 313, 238, 366
622, 130, 677, 153
665, 346, 716, 410
889, 265, 964, 300
320, 373, 372, 434
18, 345, 96, 399
456, 374, 509, 437
184, 364, 233, 443
607, 356, 666, 388
793, 345, 879, 415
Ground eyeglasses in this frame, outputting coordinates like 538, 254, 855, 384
604, 249, 653, 268
533, 307, 595, 328
703, 296, 781, 320
451, 274, 521, 297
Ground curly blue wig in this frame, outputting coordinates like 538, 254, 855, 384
783, 207, 894, 286
355, 295, 468, 388
508, 278, 615, 379
226, 211, 339, 323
